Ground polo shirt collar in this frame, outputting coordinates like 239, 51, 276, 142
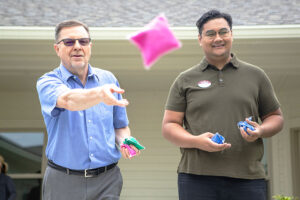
199, 53, 240, 71
59, 63, 97, 82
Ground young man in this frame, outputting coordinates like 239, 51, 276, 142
162, 10, 284, 200
37, 20, 140, 200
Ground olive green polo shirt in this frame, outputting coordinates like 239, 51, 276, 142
165, 54, 280, 179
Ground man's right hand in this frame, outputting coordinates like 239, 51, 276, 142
99, 84, 129, 107
195, 132, 231, 152
162, 110, 231, 152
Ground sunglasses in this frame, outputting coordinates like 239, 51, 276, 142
56, 38, 91, 46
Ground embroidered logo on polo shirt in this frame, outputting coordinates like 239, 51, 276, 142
198, 80, 211, 88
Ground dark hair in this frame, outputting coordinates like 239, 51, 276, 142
196, 9, 232, 35
0, 155, 8, 174
55, 20, 90, 42
1, 164, 6, 174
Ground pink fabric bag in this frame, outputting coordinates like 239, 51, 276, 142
129, 14, 182, 69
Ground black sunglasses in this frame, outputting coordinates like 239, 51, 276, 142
56, 38, 91, 46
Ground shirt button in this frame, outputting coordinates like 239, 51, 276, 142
88, 120, 91, 123
91, 154, 94, 157
89, 136, 93, 140
219, 79, 223, 82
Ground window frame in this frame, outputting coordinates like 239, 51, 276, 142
0, 128, 47, 179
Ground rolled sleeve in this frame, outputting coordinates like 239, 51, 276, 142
258, 71, 280, 117
36, 75, 70, 117
113, 105, 129, 128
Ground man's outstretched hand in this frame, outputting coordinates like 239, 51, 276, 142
99, 84, 129, 107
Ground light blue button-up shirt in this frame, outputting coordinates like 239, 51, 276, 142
37, 64, 129, 170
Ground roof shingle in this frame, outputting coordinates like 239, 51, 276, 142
1, 0, 300, 27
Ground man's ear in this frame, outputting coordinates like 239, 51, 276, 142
198, 34, 202, 46
54, 44, 60, 56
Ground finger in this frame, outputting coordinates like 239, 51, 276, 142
121, 146, 131, 159
240, 127, 249, 138
224, 143, 231, 149
103, 91, 129, 107
120, 147, 127, 158
129, 145, 140, 156
219, 143, 231, 150
105, 87, 120, 99
116, 99, 129, 107
130, 145, 138, 151
106, 86, 129, 106
247, 128, 260, 139
110, 84, 125, 94
136, 150, 141, 156
245, 118, 258, 126
240, 128, 258, 142
246, 128, 255, 135
121, 147, 128, 158
125, 147, 132, 158
209, 142, 229, 152
204, 132, 214, 138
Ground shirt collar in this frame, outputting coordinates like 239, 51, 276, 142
59, 63, 96, 81
199, 53, 240, 71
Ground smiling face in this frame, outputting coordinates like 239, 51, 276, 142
198, 18, 233, 63
54, 26, 92, 75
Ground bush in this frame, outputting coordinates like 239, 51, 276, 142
272, 195, 299, 200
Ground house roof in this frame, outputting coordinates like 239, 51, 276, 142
1, 0, 300, 27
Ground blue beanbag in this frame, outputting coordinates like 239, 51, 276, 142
237, 117, 255, 135
211, 132, 225, 144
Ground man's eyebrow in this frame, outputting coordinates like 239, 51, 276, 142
206, 27, 228, 31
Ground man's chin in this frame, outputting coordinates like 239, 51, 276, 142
71, 62, 86, 69
212, 51, 230, 58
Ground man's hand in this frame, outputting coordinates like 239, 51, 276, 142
240, 118, 262, 142
115, 127, 142, 159
162, 110, 231, 152
99, 84, 129, 107
195, 132, 231, 152
120, 145, 141, 159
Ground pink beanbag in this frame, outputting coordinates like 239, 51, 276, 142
129, 14, 182, 69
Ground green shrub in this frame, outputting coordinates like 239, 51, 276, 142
272, 195, 299, 200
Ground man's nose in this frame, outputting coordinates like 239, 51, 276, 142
214, 33, 222, 40
73, 40, 82, 49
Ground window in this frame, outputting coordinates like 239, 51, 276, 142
290, 128, 300, 198
0, 130, 46, 200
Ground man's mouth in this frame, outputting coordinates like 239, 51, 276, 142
72, 55, 84, 57
212, 44, 225, 48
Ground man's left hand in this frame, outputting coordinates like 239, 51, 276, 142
120, 145, 141, 159
240, 118, 263, 142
